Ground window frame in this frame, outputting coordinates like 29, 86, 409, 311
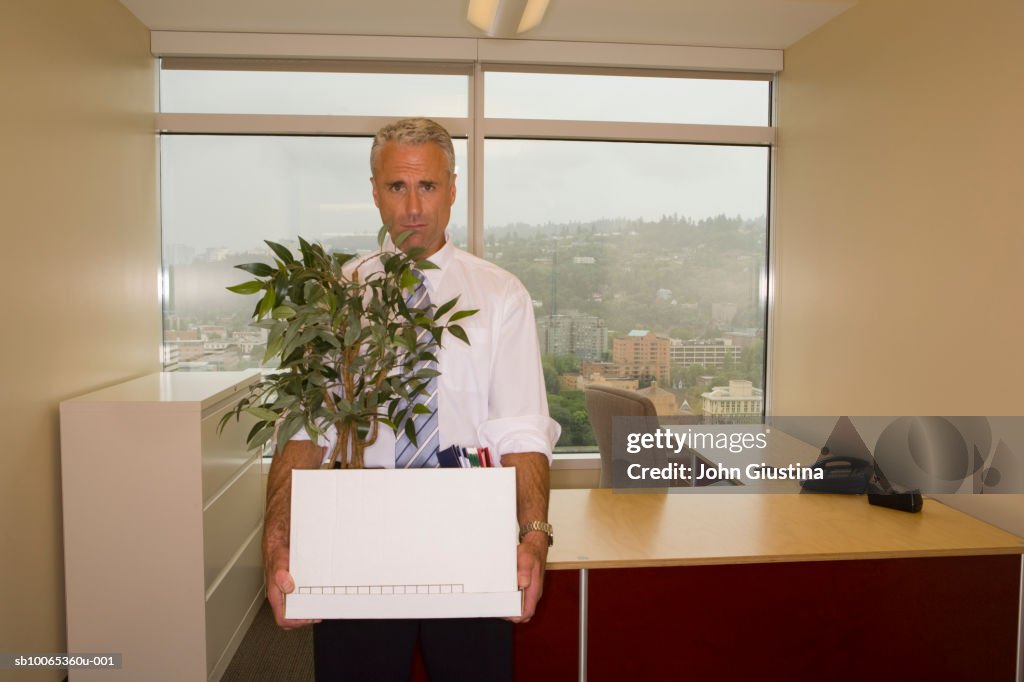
154, 37, 779, 447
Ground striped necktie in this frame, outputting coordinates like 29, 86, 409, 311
395, 274, 440, 468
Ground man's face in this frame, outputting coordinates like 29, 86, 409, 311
371, 141, 456, 260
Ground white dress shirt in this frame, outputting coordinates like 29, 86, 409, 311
293, 237, 561, 467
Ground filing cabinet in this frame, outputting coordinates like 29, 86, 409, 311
61, 371, 263, 681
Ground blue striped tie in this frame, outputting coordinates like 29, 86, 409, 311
395, 275, 440, 468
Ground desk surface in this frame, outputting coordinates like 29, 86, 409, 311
546, 489, 1024, 570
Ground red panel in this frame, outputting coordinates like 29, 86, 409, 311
408, 569, 579, 681
587, 555, 1020, 682
515, 569, 581, 680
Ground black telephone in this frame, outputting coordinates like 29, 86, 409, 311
801, 449, 923, 512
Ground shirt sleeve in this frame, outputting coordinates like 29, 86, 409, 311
476, 276, 562, 462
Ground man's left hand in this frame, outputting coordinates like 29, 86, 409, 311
509, 532, 548, 623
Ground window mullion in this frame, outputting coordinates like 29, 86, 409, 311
469, 62, 485, 258
482, 118, 775, 146
156, 113, 472, 137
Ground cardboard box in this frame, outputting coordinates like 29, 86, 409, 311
286, 468, 522, 619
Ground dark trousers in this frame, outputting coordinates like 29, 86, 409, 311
313, 618, 513, 682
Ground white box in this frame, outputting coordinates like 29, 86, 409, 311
286, 468, 522, 619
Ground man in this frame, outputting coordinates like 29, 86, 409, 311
262, 118, 560, 681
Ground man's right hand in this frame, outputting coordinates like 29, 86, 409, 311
266, 545, 321, 630
263, 440, 325, 630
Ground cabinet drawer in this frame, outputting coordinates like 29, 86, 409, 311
202, 403, 258, 503
205, 526, 263, 677
203, 456, 263, 589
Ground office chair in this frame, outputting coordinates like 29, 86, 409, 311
584, 385, 711, 488
584, 385, 664, 488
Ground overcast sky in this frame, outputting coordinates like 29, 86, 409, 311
160, 70, 769, 252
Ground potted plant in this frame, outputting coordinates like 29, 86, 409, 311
220, 228, 476, 468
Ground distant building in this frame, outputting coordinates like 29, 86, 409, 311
165, 329, 199, 342
163, 338, 241, 370
636, 381, 678, 416
537, 310, 608, 360
232, 329, 268, 355
670, 338, 742, 369
161, 344, 180, 371
537, 314, 572, 356
173, 340, 206, 362
580, 360, 616, 378
571, 314, 608, 361
701, 380, 764, 423
576, 373, 639, 392
723, 329, 762, 349
611, 330, 670, 385
197, 325, 228, 341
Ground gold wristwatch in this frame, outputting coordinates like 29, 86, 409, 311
519, 521, 554, 546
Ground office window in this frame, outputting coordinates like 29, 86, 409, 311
485, 71, 769, 126
161, 67, 468, 118
483, 73, 769, 447
160, 136, 468, 371
485, 137, 768, 442
158, 60, 771, 444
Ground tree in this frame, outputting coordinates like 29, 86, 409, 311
220, 232, 476, 469
542, 362, 560, 395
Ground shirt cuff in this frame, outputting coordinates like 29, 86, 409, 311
477, 415, 562, 464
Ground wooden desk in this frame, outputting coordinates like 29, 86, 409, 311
515, 490, 1024, 681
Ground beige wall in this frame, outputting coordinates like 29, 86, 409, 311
0, 0, 157, 677
774, 0, 1023, 414
774, 0, 1024, 536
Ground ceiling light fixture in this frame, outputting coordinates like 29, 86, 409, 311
467, 0, 551, 38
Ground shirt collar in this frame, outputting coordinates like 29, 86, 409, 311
377, 230, 452, 292
419, 232, 452, 292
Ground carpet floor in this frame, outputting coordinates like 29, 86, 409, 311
222, 600, 314, 681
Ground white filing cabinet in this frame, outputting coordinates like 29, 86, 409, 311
60, 371, 265, 681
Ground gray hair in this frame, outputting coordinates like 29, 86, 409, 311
370, 118, 456, 177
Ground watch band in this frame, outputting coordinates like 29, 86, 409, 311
519, 521, 554, 546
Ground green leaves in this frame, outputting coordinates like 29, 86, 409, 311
219, 232, 481, 468
255, 288, 276, 318
393, 229, 414, 248
448, 324, 470, 345
271, 305, 296, 319
245, 406, 279, 422
227, 280, 263, 295
265, 240, 295, 265
236, 262, 274, 277
448, 309, 479, 323
400, 269, 419, 291
434, 296, 458, 318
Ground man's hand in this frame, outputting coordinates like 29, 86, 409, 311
509, 532, 548, 623
500, 451, 551, 624
263, 440, 324, 630
265, 544, 320, 630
